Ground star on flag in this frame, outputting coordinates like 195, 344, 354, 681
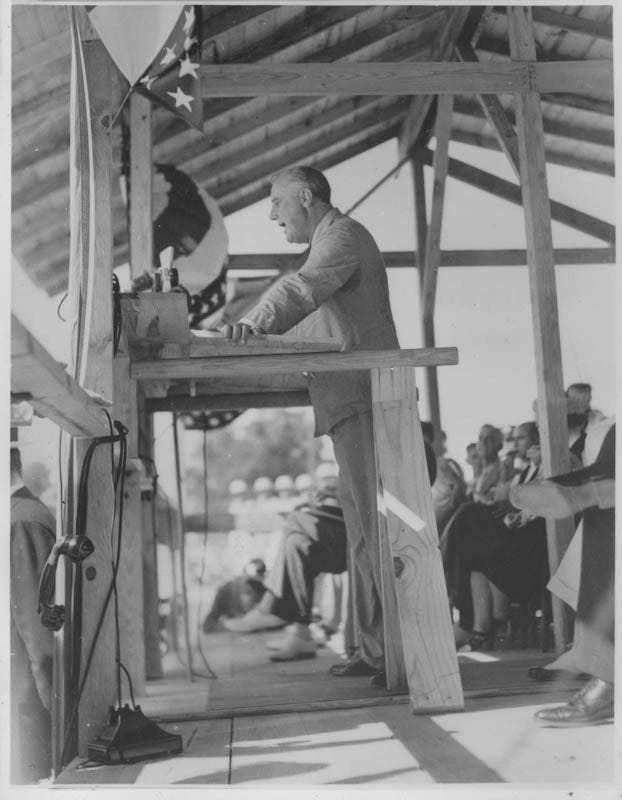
134, 5, 203, 131
179, 55, 199, 79
167, 86, 194, 111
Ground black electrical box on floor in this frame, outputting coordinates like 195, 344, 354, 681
88, 705, 183, 764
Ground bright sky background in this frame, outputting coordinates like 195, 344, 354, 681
11, 135, 617, 495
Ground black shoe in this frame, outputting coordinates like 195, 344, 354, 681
527, 665, 588, 682
534, 677, 614, 726
369, 670, 387, 688
329, 654, 380, 677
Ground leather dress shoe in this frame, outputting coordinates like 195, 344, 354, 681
329, 654, 380, 677
534, 677, 614, 726
369, 670, 387, 688
527, 665, 587, 682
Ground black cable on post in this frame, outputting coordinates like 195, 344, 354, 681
60, 421, 129, 770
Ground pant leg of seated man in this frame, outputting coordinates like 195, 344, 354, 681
444, 502, 505, 632
567, 425, 616, 682
263, 508, 347, 624
330, 411, 385, 671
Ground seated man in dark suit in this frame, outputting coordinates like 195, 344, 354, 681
512, 421, 615, 726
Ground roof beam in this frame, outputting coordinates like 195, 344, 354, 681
454, 41, 520, 178
29, 246, 616, 296
422, 94, 452, 322
196, 60, 611, 96
11, 314, 109, 437
397, 5, 471, 157
414, 146, 615, 245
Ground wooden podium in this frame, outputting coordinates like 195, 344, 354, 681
123, 292, 464, 713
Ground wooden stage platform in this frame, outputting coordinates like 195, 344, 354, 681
56, 629, 615, 787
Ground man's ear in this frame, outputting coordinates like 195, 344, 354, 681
299, 187, 313, 208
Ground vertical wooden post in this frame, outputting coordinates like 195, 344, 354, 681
141, 458, 163, 680
66, 9, 118, 757
116, 464, 146, 696
421, 94, 453, 452
412, 158, 428, 271
128, 91, 162, 678
508, 7, 573, 651
372, 366, 463, 712
130, 93, 153, 276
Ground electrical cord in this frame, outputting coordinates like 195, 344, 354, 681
112, 274, 122, 357
57, 292, 68, 322
60, 419, 129, 770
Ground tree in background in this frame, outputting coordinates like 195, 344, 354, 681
181, 408, 323, 520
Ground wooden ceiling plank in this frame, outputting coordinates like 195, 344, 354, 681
449, 127, 614, 176
452, 96, 614, 149
535, 60, 613, 98
12, 29, 71, 80
196, 97, 408, 189
205, 104, 408, 199
540, 92, 613, 117
414, 146, 615, 244
517, 6, 612, 42
209, 124, 401, 217
201, 5, 280, 41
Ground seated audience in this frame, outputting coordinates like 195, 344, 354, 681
442, 421, 546, 649
566, 382, 605, 431
201, 558, 267, 632
465, 442, 483, 494
471, 424, 505, 504
421, 422, 467, 532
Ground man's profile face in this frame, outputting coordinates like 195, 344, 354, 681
269, 178, 310, 243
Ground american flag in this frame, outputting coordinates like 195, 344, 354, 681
134, 5, 203, 130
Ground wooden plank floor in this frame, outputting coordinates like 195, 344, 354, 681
56, 630, 615, 786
